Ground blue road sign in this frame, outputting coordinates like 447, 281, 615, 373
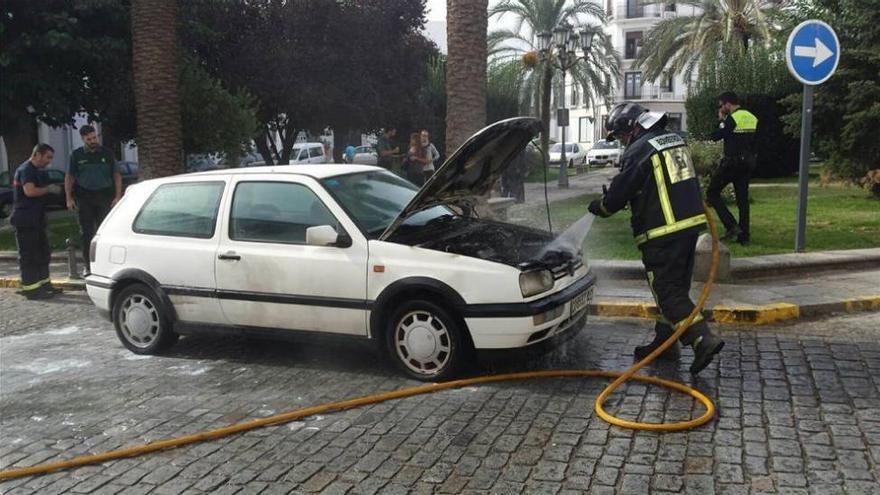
786, 20, 840, 85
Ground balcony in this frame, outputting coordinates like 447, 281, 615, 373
611, 2, 678, 20
613, 85, 685, 102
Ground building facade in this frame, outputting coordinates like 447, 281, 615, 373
550, 0, 698, 147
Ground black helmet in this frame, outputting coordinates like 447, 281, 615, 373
605, 102, 646, 140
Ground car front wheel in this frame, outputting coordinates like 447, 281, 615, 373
112, 283, 178, 354
386, 300, 468, 381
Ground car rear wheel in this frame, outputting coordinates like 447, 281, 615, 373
112, 283, 178, 354
386, 300, 468, 381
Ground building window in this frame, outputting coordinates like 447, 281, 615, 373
579, 117, 590, 142
625, 31, 643, 60
625, 72, 642, 99
571, 84, 580, 107
626, 0, 644, 18
667, 113, 682, 132
660, 74, 674, 93
665, 2, 677, 11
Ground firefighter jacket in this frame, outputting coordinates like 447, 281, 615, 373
711, 108, 758, 158
598, 127, 707, 246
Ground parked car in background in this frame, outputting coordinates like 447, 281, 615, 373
548, 143, 587, 169
351, 145, 378, 166
83, 118, 595, 381
116, 161, 140, 190
289, 143, 327, 164
186, 154, 223, 173
238, 151, 265, 168
587, 141, 624, 167
0, 169, 66, 218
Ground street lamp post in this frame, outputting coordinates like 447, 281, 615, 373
538, 25, 595, 189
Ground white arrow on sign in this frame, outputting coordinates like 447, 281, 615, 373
794, 38, 834, 67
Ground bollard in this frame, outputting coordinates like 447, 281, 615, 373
66, 238, 80, 279
694, 233, 729, 282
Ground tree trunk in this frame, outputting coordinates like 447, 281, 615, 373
132, 0, 183, 179
3, 120, 37, 174
255, 130, 277, 165
445, 0, 488, 153
540, 63, 553, 175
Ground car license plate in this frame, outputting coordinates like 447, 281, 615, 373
570, 287, 593, 316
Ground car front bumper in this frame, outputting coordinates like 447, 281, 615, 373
463, 270, 596, 349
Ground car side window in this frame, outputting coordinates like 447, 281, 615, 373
230, 181, 338, 244
133, 182, 225, 238
47, 170, 65, 181
310, 146, 323, 158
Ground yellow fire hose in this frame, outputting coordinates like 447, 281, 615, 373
0, 207, 719, 481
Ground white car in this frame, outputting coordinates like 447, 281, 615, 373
289, 142, 327, 164
548, 143, 588, 169
587, 141, 624, 167
84, 118, 596, 381
352, 145, 378, 165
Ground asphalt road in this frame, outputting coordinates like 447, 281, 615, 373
1, 289, 878, 494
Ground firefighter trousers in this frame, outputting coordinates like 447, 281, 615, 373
14, 225, 51, 293
640, 232, 710, 345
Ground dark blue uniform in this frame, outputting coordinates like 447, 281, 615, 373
11, 160, 52, 295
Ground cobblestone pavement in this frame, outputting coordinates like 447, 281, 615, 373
1, 289, 879, 495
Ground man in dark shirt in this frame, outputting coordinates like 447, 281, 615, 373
375, 127, 399, 170
11, 144, 62, 299
707, 91, 759, 245
64, 125, 122, 275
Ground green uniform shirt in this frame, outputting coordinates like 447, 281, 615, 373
69, 146, 117, 192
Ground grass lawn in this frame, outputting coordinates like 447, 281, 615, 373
526, 165, 578, 183
0, 213, 80, 251
508, 183, 880, 260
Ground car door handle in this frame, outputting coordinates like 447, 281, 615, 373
218, 252, 241, 261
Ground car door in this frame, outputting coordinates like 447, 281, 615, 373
214, 174, 369, 335
310, 146, 325, 164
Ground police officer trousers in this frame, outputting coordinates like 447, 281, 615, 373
75, 188, 113, 269
14, 225, 51, 293
640, 232, 710, 345
706, 156, 756, 240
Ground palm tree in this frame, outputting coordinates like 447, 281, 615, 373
634, 0, 783, 82
488, 0, 620, 170
446, 0, 489, 152
131, 0, 183, 178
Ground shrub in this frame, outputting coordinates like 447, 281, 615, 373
861, 169, 880, 199
688, 140, 722, 176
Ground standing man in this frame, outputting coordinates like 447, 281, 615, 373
375, 127, 399, 170
707, 91, 759, 245
65, 125, 122, 276
588, 103, 724, 374
420, 129, 440, 183
10, 144, 61, 300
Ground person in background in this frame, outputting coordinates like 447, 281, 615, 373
406, 132, 428, 186
420, 129, 440, 183
707, 91, 759, 245
344, 144, 357, 164
65, 125, 122, 277
375, 127, 399, 170
11, 144, 62, 300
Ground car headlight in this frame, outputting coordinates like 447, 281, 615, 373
519, 269, 554, 297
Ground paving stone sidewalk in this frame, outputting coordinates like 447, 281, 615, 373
1, 291, 879, 494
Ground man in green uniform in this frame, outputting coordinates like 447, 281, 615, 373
64, 125, 122, 276
374, 127, 399, 170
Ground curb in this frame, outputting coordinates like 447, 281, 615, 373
2, 276, 878, 325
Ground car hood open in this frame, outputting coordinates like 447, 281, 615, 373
379, 117, 542, 241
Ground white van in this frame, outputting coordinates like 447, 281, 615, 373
289, 142, 327, 164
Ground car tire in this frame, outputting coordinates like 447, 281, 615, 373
385, 299, 469, 381
0, 201, 10, 219
112, 283, 178, 354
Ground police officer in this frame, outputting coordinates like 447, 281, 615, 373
64, 125, 122, 276
707, 91, 759, 244
588, 103, 724, 374
11, 144, 62, 300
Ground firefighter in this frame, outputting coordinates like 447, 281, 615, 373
588, 103, 724, 374
707, 91, 759, 245
10, 144, 62, 300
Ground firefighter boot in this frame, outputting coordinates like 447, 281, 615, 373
690, 332, 725, 374
634, 323, 680, 361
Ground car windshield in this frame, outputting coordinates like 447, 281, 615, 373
592, 141, 618, 150
550, 144, 576, 153
321, 170, 451, 238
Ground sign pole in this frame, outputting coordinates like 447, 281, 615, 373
794, 84, 813, 253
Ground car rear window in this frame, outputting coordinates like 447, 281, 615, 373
133, 181, 225, 238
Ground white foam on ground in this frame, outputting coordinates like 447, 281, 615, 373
45, 326, 80, 335
13, 359, 92, 375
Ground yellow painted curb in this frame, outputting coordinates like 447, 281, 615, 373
712, 303, 800, 325
592, 301, 658, 319
844, 295, 880, 312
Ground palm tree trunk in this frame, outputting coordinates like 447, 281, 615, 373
446, 0, 488, 153
132, 0, 183, 179
540, 63, 553, 174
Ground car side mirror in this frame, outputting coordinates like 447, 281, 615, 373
306, 225, 351, 248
